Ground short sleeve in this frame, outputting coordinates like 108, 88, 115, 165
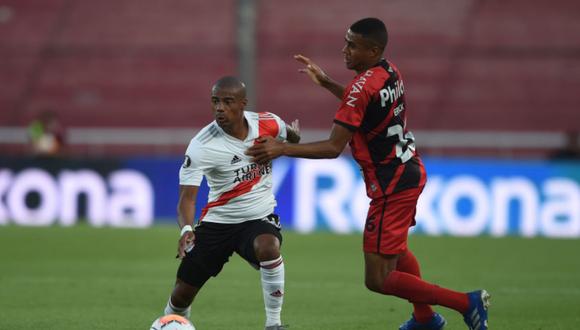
178, 139, 205, 186
271, 113, 287, 141
259, 112, 287, 141
334, 80, 372, 131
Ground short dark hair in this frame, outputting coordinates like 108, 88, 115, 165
349, 17, 388, 50
213, 76, 246, 98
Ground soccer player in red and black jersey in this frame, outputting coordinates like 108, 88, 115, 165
247, 18, 490, 330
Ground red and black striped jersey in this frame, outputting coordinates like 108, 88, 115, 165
334, 59, 426, 199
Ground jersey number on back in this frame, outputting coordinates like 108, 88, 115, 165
386, 124, 416, 163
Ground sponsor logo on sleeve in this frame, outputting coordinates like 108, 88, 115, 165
346, 70, 374, 108
182, 155, 191, 168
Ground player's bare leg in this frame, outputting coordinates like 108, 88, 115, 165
364, 252, 398, 293
164, 278, 201, 318
254, 233, 285, 329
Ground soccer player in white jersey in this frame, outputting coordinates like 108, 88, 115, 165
162, 76, 300, 330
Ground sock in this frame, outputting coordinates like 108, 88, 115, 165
260, 256, 285, 327
164, 297, 191, 318
382, 271, 470, 314
397, 251, 434, 323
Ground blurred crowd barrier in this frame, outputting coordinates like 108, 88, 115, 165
1, 155, 579, 238
1, 0, 579, 159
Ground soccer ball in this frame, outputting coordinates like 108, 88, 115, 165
150, 314, 196, 330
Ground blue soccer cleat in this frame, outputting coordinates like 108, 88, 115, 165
463, 290, 491, 330
399, 312, 446, 330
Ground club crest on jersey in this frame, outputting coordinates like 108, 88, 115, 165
233, 163, 272, 183
231, 155, 242, 164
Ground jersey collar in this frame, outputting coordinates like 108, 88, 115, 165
213, 111, 256, 143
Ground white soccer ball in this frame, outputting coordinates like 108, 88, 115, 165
150, 314, 196, 330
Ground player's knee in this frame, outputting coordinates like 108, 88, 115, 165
364, 276, 383, 293
253, 234, 281, 262
364, 269, 394, 293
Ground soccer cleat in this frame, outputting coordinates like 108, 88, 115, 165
463, 290, 491, 330
265, 325, 288, 330
399, 312, 446, 330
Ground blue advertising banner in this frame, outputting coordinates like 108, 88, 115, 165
1, 156, 579, 238
282, 157, 580, 238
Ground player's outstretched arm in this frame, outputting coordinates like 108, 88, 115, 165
176, 185, 198, 259
294, 54, 345, 100
286, 119, 301, 143
247, 123, 352, 164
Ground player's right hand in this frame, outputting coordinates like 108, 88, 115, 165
294, 54, 330, 86
177, 231, 195, 259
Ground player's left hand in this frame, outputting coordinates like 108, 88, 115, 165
177, 231, 195, 259
294, 54, 330, 87
290, 119, 300, 136
286, 119, 301, 143
246, 136, 285, 164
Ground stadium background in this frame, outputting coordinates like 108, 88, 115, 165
1, 0, 580, 329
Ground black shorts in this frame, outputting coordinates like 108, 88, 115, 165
177, 214, 282, 287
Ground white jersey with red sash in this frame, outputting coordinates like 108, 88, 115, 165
179, 111, 287, 224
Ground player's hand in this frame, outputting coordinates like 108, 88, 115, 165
287, 119, 301, 143
246, 136, 285, 164
294, 54, 331, 86
177, 231, 195, 259
290, 119, 300, 136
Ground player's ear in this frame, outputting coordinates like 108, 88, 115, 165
241, 98, 248, 107
369, 45, 382, 59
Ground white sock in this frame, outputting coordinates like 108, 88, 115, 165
164, 297, 191, 319
260, 256, 285, 327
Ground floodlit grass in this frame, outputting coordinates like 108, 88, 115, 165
1, 225, 579, 329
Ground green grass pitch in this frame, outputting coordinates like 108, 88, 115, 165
1, 225, 579, 329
